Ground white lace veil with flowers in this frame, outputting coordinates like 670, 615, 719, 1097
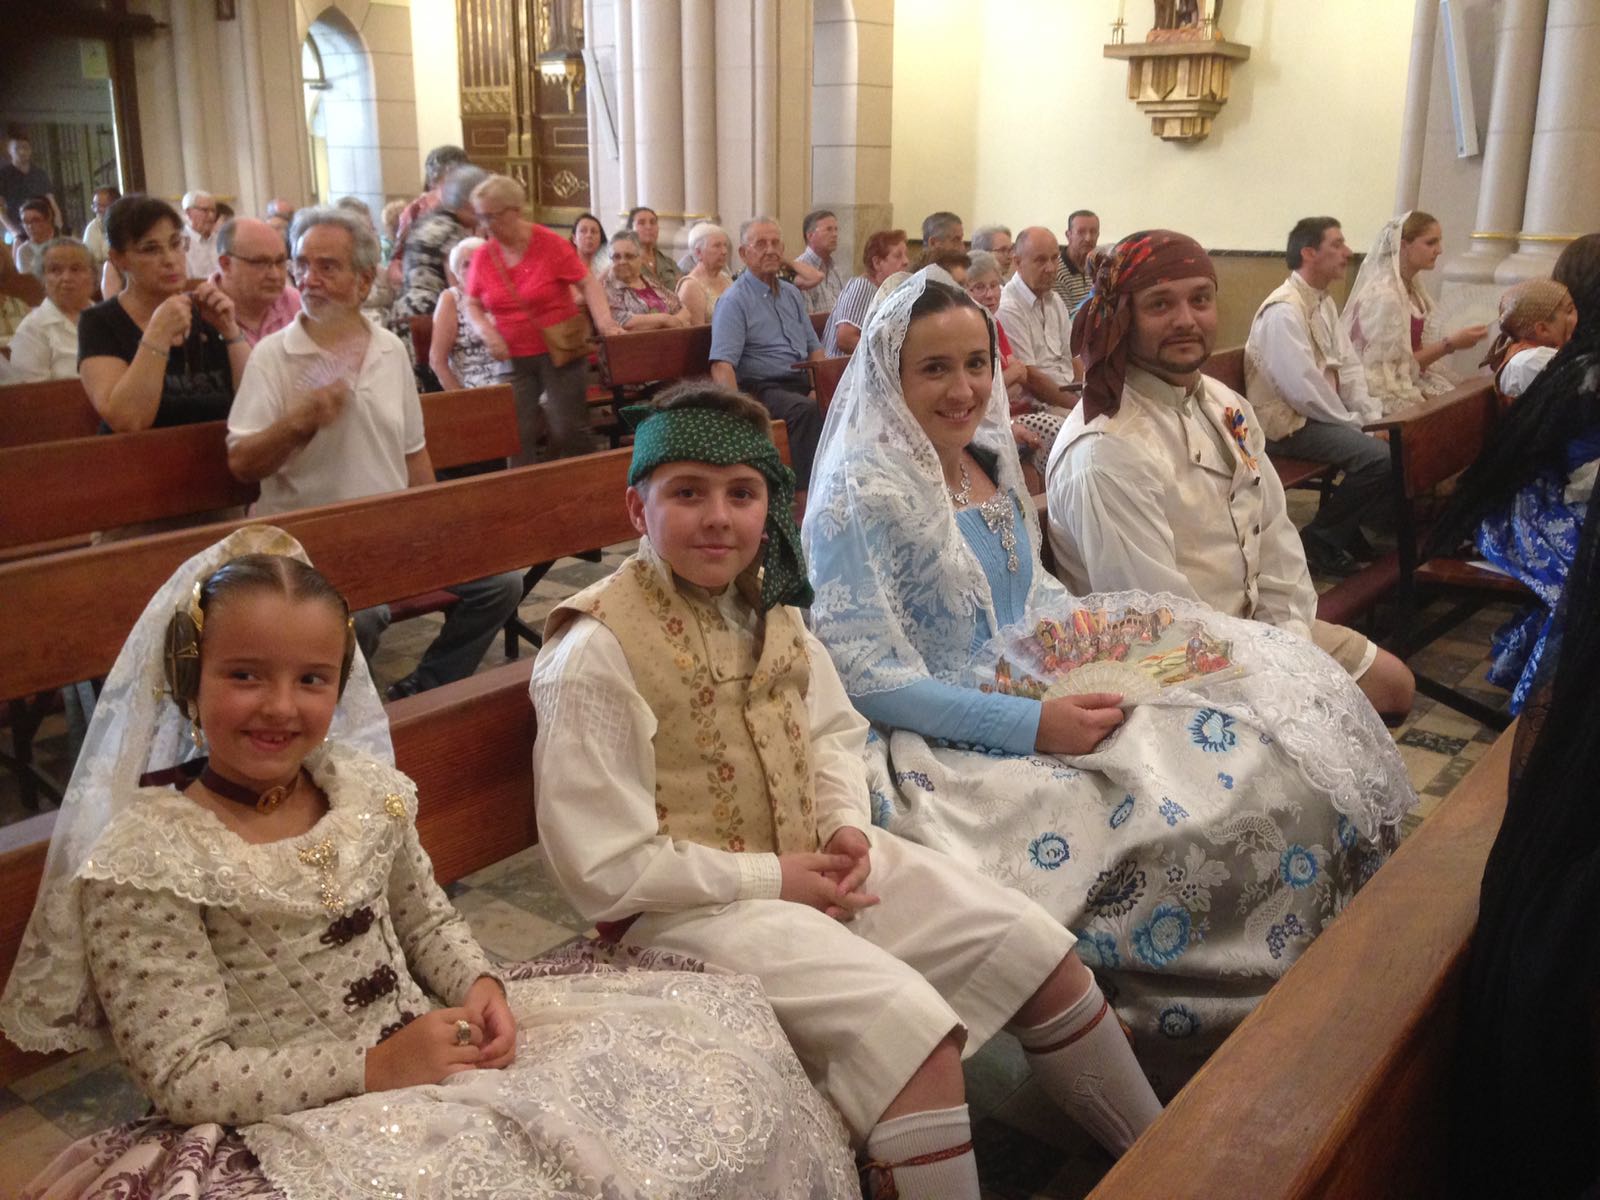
802, 269, 1415, 837
1340, 214, 1453, 413
0, 526, 392, 1054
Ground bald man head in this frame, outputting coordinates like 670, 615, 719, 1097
218, 217, 292, 321
1013, 226, 1060, 296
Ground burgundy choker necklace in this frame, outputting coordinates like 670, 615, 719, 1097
199, 763, 301, 814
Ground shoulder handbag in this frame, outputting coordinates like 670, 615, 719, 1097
490, 239, 595, 367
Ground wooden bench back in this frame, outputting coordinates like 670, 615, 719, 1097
0, 386, 520, 552
0, 419, 788, 700
1089, 725, 1514, 1200
1200, 345, 1246, 394
1368, 379, 1498, 499
598, 325, 714, 389
0, 378, 98, 448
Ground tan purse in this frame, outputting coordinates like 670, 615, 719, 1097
539, 310, 596, 367
491, 241, 595, 367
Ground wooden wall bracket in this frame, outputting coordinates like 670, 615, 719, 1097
1103, 36, 1251, 143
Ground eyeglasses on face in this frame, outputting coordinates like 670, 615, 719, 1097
131, 233, 191, 257
231, 254, 290, 270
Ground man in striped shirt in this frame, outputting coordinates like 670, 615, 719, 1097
1054, 210, 1099, 315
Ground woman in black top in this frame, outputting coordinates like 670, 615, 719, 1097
78, 195, 251, 431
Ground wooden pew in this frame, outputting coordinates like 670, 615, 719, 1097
0, 378, 98, 448
0, 385, 520, 553
598, 324, 715, 397
1089, 723, 1514, 1200
1368, 377, 1517, 727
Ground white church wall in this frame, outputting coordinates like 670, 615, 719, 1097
891, 0, 1416, 253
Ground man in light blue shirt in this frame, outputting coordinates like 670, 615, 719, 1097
710, 217, 825, 485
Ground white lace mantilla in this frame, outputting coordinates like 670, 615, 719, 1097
0, 527, 394, 1055
1340, 214, 1455, 413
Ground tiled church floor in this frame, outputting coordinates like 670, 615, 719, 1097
0, 534, 1518, 1198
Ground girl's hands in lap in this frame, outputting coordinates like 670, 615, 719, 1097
364, 1006, 483, 1091
1035, 692, 1125, 756
463, 976, 517, 1070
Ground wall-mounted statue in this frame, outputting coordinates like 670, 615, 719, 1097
1151, 0, 1221, 42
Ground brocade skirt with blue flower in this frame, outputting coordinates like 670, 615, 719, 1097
857, 520, 1397, 1097
1474, 471, 1587, 714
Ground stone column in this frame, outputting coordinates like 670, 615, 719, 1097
1443, 0, 1548, 284
1394, 0, 1438, 214
613, 0, 637, 222
630, 0, 686, 237
226, 0, 277, 216
1499, 0, 1600, 279
585, 0, 622, 228
680, 0, 719, 236
811, 0, 893, 275
751, 0, 780, 219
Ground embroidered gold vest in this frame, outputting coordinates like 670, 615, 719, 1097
546, 541, 818, 855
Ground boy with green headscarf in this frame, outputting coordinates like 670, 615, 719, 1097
532, 381, 1160, 1197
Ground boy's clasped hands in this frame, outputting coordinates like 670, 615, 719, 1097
780, 826, 881, 922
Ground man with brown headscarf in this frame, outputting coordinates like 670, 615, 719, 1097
1044, 229, 1414, 719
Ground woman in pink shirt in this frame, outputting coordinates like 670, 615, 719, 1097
463, 174, 620, 464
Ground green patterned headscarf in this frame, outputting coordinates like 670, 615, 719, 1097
624, 404, 814, 611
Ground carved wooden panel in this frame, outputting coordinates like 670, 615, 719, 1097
456, 0, 588, 224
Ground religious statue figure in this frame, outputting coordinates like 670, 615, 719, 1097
1150, 0, 1220, 42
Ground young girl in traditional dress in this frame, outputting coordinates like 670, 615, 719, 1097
0, 526, 856, 1200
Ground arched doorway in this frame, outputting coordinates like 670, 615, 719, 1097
302, 8, 382, 215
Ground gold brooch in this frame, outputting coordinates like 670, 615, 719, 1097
297, 838, 343, 912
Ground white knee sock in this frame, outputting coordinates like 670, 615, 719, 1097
1013, 980, 1163, 1156
864, 1104, 980, 1200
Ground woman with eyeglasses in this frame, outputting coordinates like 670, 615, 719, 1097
78, 195, 251, 432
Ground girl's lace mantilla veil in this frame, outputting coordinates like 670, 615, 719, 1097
0, 526, 393, 1054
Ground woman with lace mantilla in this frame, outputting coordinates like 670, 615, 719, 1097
802, 273, 1417, 1091
0, 527, 857, 1200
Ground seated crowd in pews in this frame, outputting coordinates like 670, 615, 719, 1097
3, 132, 1600, 1196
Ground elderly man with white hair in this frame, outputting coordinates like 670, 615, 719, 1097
182, 189, 222, 278
709, 216, 825, 485
998, 225, 1078, 411
225, 205, 523, 699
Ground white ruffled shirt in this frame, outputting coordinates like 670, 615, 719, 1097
530, 586, 873, 926
1046, 365, 1318, 639
1500, 345, 1556, 399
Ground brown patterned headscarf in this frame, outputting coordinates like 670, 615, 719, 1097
1482, 278, 1572, 371
1071, 230, 1217, 420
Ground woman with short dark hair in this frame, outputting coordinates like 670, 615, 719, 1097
78, 195, 250, 431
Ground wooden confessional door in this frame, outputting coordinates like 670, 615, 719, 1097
456, 0, 590, 226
